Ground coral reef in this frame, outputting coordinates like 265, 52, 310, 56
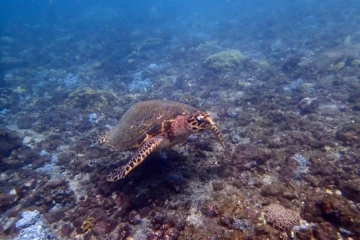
303, 193, 360, 238
14, 210, 55, 240
1, 1, 360, 239
0, 57, 23, 70
202, 50, 246, 72
65, 87, 118, 110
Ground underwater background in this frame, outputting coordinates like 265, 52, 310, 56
1, 0, 360, 239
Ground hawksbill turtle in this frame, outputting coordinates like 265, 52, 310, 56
101, 100, 225, 182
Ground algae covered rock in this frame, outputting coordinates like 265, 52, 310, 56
202, 50, 245, 71
0, 127, 22, 157
139, 38, 164, 51
303, 193, 360, 237
0, 57, 23, 69
335, 122, 360, 146
0, 36, 14, 45
65, 87, 118, 110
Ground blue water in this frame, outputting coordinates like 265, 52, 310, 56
1, 0, 360, 239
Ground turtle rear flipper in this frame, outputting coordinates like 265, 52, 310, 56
107, 136, 162, 181
91, 133, 108, 145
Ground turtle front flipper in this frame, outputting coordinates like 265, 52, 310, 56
107, 137, 163, 182
211, 125, 225, 149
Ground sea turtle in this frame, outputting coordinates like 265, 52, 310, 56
102, 100, 225, 182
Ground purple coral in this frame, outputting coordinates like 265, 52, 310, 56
263, 204, 300, 231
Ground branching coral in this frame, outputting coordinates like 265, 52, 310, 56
81, 217, 95, 234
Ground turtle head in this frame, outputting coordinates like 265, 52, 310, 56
187, 112, 225, 149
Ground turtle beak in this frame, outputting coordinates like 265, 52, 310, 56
204, 117, 215, 125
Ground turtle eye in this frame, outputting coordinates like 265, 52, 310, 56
196, 115, 205, 124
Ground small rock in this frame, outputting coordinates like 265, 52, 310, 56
352, 101, 360, 111
129, 210, 141, 225
59, 223, 73, 238
0, 192, 19, 213
152, 213, 165, 224
339, 180, 360, 203
2, 217, 17, 231
16, 210, 40, 229
17, 115, 34, 129
212, 181, 224, 191
319, 104, 340, 116
261, 183, 286, 197
44, 209, 65, 224
93, 218, 117, 236
298, 97, 319, 114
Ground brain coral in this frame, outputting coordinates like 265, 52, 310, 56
263, 204, 300, 231
202, 50, 245, 71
